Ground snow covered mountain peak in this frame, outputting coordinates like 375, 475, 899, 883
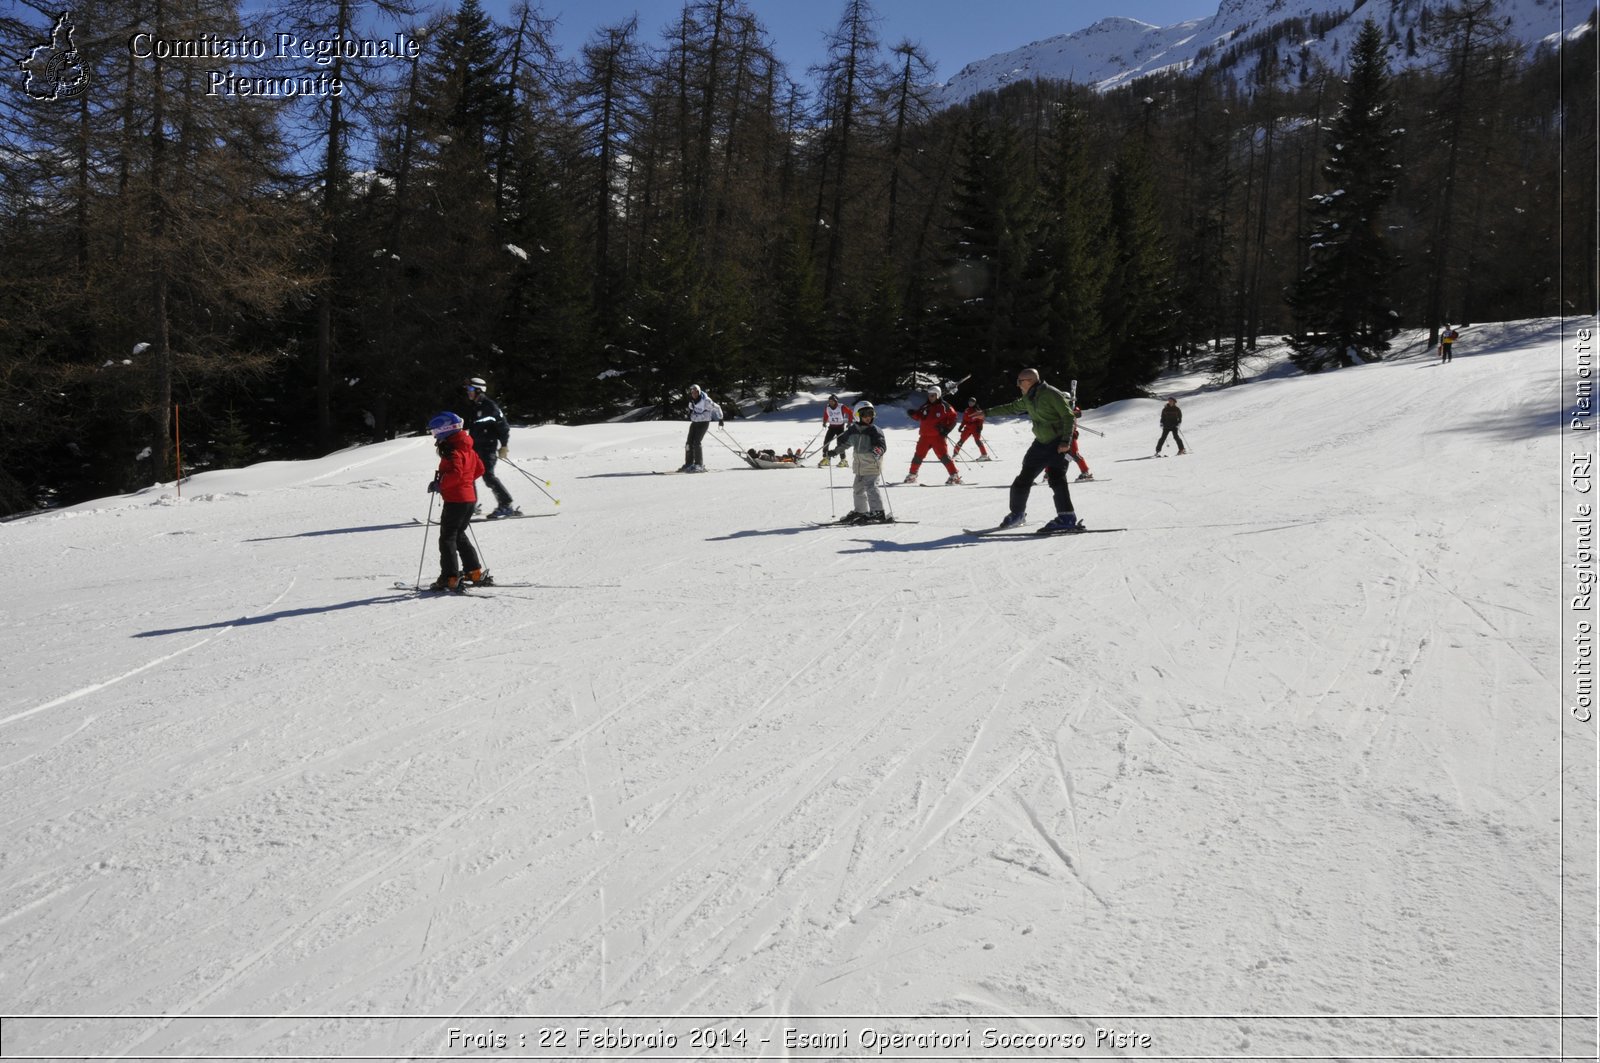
935, 0, 1596, 105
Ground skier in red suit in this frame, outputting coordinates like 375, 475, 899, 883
952, 397, 991, 461
904, 386, 962, 484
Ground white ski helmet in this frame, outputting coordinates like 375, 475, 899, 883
926, 385, 942, 401
465, 377, 488, 392
856, 401, 875, 415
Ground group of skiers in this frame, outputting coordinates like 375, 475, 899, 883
422, 372, 1192, 589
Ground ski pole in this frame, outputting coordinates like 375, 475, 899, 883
879, 470, 895, 521
828, 455, 836, 519
712, 424, 749, 455
501, 457, 560, 505
467, 521, 489, 572
1076, 423, 1105, 438
413, 492, 436, 590
798, 426, 821, 460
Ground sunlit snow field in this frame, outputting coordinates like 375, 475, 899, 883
0, 320, 1585, 1060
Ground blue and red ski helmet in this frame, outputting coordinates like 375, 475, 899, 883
428, 412, 464, 438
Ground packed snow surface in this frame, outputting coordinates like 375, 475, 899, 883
0, 321, 1581, 1059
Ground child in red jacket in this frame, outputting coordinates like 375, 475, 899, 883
427, 412, 488, 592
904, 386, 961, 484
951, 397, 991, 461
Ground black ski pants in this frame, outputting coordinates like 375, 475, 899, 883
1156, 427, 1185, 454
686, 421, 711, 466
437, 500, 481, 578
476, 449, 514, 507
822, 424, 846, 457
1010, 439, 1074, 517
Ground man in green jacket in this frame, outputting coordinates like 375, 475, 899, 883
984, 367, 1082, 532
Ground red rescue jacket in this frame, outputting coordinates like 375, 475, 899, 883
435, 431, 485, 502
909, 400, 958, 441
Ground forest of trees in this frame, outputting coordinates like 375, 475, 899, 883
1, 0, 1594, 513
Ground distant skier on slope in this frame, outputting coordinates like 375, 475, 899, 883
1439, 323, 1459, 364
1155, 398, 1186, 456
831, 401, 891, 523
904, 386, 961, 484
818, 395, 855, 467
951, 397, 991, 461
463, 377, 518, 517
681, 384, 723, 472
982, 368, 1082, 533
425, 412, 490, 592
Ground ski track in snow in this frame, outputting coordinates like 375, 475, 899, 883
0, 579, 298, 729
0, 321, 1577, 1058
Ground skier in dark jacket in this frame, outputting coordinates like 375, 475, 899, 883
1155, 398, 1186, 456
426, 412, 488, 592
463, 377, 518, 516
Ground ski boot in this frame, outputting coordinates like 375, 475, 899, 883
428, 574, 463, 593
463, 568, 495, 587
998, 511, 1027, 531
1076, 472, 1094, 482
817, 455, 832, 467
836, 457, 849, 469
902, 472, 918, 484
945, 473, 963, 485
868, 510, 891, 523
838, 510, 867, 524
1040, 512, 1080, 533
976, 453, 993, 462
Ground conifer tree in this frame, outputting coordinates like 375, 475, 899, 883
1037, 99, 1113, 400
814, 0, 888, 304
763, 222, 826, 399
937, 118, 1042, 382
1288, 20, 1403, 370
1418, 0, 1519, 342
572, 17, 641, 335
405, 0, 517, 376
1102, 139, 1177, 397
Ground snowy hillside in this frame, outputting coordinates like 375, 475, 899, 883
936, 0, 1596, 103
1, 321, 1589, 1059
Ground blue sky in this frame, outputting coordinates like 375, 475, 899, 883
472, 1, 1216, 82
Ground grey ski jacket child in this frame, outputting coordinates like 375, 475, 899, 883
832, 403, 890, 520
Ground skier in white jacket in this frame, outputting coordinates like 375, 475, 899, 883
682, 384, 723, 472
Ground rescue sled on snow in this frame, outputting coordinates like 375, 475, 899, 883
742, 448, 810, 469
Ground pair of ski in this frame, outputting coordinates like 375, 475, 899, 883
963, 521, 1125, 537
392, 579, 536, 597
806, 516, 918, 527
412, 511, 557, 526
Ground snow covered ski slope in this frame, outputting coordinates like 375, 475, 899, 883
0, 320, 1589, 1060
